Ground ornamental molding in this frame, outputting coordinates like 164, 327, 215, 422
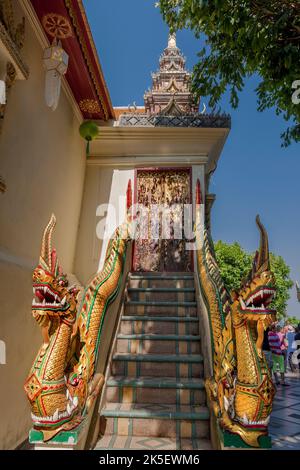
0, 0, 29, 193
118, 113, 231, 129
0, 17, 28, 80
64, 0, 109, 121
42, 13, 73, 40
79, 98, 101, 114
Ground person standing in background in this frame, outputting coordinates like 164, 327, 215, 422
263, 326, 272, 370
278, 324, 288, 372
268, 323, 289, 386
294, 325, 300, 373
287, 328, 296, 372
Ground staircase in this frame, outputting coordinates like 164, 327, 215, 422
95, 272, 211, 450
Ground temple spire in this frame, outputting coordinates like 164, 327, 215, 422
144, 33, 200, 115
168, 32, 177, 49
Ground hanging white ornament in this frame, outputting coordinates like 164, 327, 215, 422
43, 39, 69, 111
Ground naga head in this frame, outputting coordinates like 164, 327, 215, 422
32, 215, 78, 322
233, 216, 276, 326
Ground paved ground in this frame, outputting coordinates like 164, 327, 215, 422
269, 371, 300, 450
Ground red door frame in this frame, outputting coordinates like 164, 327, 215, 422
131, 167, 194, 272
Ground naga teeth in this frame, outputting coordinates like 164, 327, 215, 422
61, 296, 66, 306
243, 414, 249, 425
238, 415, 270, 426
53, 409, 59, 421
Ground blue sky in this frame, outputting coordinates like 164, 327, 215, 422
84, 0, 300, 319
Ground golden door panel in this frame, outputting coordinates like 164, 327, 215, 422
133, 169, 192, 272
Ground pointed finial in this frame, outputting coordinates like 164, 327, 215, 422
168, 32, 177, 48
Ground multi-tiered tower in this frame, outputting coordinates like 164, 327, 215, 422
144, 33, 199, 115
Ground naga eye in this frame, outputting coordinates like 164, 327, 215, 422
261, 272, 269, 281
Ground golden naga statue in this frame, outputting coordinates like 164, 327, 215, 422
24, 214, 131, 442
196, 186, 276, 448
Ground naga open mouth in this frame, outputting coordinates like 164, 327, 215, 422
239, 287, 276, 314
32, 284, 68, 311
31, 391, 78, 427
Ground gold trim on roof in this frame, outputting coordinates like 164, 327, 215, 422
64, 0, 114, 121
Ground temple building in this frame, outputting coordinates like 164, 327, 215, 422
1, 0, 275, 453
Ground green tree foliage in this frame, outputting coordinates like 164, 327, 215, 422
214, 241, 253, 292
158, 0, 300, 146
214, 240, 294, 319
287, 316, 300, 327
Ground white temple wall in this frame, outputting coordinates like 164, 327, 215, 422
74, 166, 134, 285
0, 9, 85, 449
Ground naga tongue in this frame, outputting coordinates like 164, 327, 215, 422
35, 290, 44, 301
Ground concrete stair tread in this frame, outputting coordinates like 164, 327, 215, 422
95, 435, 212, 450
128, 287, 195, 292
102, 402, 209, 420
122, 315, 199, 322
126, 300, 197, 306
107, 375, 205, 389
130, 273, 194, 279
113, 353, 203, 363
117, 334, 201, 341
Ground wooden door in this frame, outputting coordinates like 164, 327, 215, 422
133, 169, 192, 272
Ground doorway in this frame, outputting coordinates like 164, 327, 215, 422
133, 168, 192, 272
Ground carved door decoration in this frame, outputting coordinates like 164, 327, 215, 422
133, 169, 192, 272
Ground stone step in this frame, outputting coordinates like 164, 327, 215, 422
120, 316, 199, 335
127, 287, 196, 302
111, 353, 204, 378
125, 300, 197, 316
101, 403, 210, 439
129, 273, 195, 290
106, 376, 206, 405
116, 334, 201, 354
129, 272, 194, 279
95, 435, 212, 450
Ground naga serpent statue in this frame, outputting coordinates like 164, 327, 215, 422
195, 182, 276, 448
24, 214, 131, 442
